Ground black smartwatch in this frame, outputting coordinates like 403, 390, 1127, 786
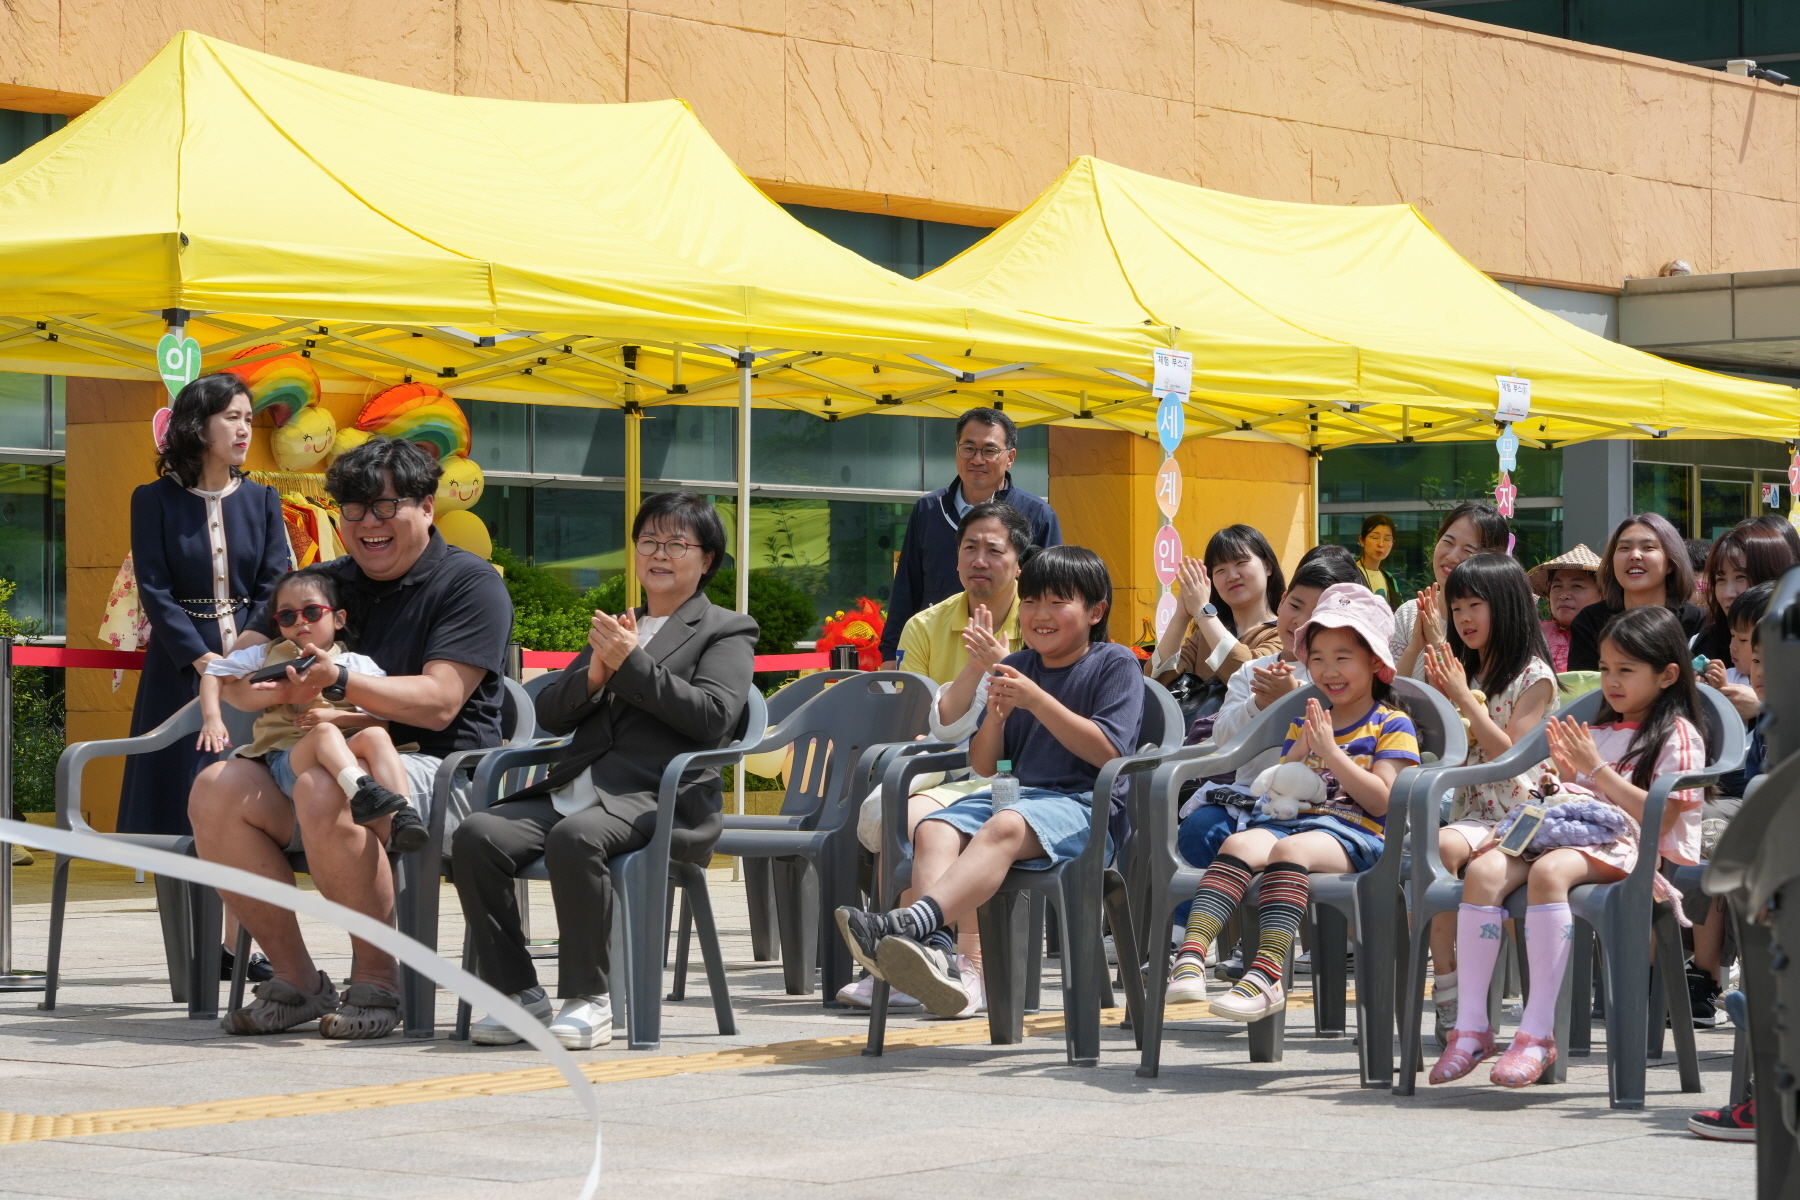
1199, 603, 1218, 618
321, 663, 349, 702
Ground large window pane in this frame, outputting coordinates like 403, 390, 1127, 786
1701, 477, 1751, 539
531, 406, 612, 477
0, 466, 62, 633
1322, 443, 1561, 506
470, 483, 530, 563
643, 407, 737, 483
532, 488, 623, 592
752, 412, 922, 491
459, 399, 530, 473
716, 496, 911, 636
0, 372, 48, 449
1633, 462, 1692, 535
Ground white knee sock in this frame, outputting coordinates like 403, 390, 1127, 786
336, 766, 364, 801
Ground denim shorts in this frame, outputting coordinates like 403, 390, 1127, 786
262, 748, 298, 798
916, 785, 1111, 870
1247, 812, 1385, 873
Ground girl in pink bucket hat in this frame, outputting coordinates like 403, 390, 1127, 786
1167, 583, 1420, 1022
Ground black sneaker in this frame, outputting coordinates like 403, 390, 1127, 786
349, 776, 409, 825
1688, 967, 1723, 1029
877, 935, 968, 1018
385, 805, 429, 855
219, 948, 275, 982
1688, 1097, 1754, 1142
835, 907, 893, 981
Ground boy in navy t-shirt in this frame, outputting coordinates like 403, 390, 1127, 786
835, 547, 1144, 1017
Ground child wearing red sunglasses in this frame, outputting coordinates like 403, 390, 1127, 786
198, 564, 426, 853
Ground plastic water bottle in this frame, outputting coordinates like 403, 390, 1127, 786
990, 759, 1019, 806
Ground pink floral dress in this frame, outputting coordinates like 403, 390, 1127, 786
1449, 656, 1558, 826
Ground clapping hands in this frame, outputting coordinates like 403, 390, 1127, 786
589, 608, 639, 672
962, 604, 1010, 673
1546, 715, 1604, 785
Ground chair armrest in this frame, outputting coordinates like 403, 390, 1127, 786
55, 700, 204, 833
877, 749, 971, 900
467, 738, 574, 816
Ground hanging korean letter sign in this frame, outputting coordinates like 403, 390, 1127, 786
1788, 444, 1800, 535
1493, 374, 1529, 521
1152, 350, 1193, 637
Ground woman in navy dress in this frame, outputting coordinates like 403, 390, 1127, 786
117, 374, 290, 836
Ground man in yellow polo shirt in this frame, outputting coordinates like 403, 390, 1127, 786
896, 506, 1024, 681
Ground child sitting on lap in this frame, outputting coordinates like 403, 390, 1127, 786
1167, 583, 1420, 1020
834, 546, 1145, 1018
200, 564, 426, 853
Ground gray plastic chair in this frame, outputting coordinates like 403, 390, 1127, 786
714, 672, 935, 1002
731, 670, 857, 963
1132, 678, 1463, 1081
448, 687, 766, 1051
40, 695, 259, 1015
1396, 683, 1743, 1107
863, 677, 1182, 1066
217, 675, 541, 1036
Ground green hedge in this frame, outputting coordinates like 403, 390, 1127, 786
494, 548, 815, 658
0, 580, 62, 814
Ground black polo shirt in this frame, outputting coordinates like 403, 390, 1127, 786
249, 529, 514, 757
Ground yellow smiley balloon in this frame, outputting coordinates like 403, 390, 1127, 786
435, 455, 485, 512
271, 405, 337, 471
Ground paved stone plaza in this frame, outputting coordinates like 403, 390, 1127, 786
0, 859, 1751, 1199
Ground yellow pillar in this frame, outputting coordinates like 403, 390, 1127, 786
1050, 427, 1314, 645
622, 404, 642, 610
65, 377, 163, 832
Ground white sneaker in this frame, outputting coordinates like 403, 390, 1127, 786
953, 955, 987, 1018
469, 986, 552, 1045
834, 973, 922, 1009
549, 995, 614, 1049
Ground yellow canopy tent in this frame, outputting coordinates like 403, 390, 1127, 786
0, 32, 1350, 429
927, 157, 1799, 450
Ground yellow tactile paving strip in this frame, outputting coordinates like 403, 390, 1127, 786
0, 993, 1323, 1145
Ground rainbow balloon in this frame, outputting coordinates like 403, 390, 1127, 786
354, 383, 471, 462
221, 345, 320, 428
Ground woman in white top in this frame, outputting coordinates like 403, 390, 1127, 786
1390, 502, 1511, 681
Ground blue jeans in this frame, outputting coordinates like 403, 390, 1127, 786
1173, 803, 1237, 925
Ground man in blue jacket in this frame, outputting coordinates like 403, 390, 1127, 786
879, 407, 1062, 666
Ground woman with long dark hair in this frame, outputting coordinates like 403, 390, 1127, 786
1694, 520, 1796, 664
1148, 523, 1285, 687
119, 373, 290, 836
1565, 513, 1705, 672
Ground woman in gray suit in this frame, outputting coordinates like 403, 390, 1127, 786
454, 491, 758, 1049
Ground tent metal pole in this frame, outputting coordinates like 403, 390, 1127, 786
733, 349, 752, 876
622, 356, 642, 611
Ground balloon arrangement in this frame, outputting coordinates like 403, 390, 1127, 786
212, 349, 492, 560
815, 598, 887, 671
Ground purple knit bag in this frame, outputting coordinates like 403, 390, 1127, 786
1494, 796, 1633, 851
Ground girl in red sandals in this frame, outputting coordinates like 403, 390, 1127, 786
1430, 604, 1713, 1088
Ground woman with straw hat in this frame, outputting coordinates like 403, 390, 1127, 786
1526, 545, 1602, 673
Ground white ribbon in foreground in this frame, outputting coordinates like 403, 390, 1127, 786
0, 818, 602, 1198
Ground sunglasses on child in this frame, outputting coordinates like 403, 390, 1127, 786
275, 604, 335, 627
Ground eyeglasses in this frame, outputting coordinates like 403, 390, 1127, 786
339, 498, 412, 522
636, 537, 697, 559
275, 603, 334, 627
956, 443, 1011, 462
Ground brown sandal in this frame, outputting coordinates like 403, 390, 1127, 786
317, 981, 402, 1039
221, 971, 339, 1035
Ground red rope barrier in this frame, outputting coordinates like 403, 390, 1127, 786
520, 649, 829, 672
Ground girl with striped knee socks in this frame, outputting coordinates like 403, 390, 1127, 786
1168, 584, 1420, 1021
